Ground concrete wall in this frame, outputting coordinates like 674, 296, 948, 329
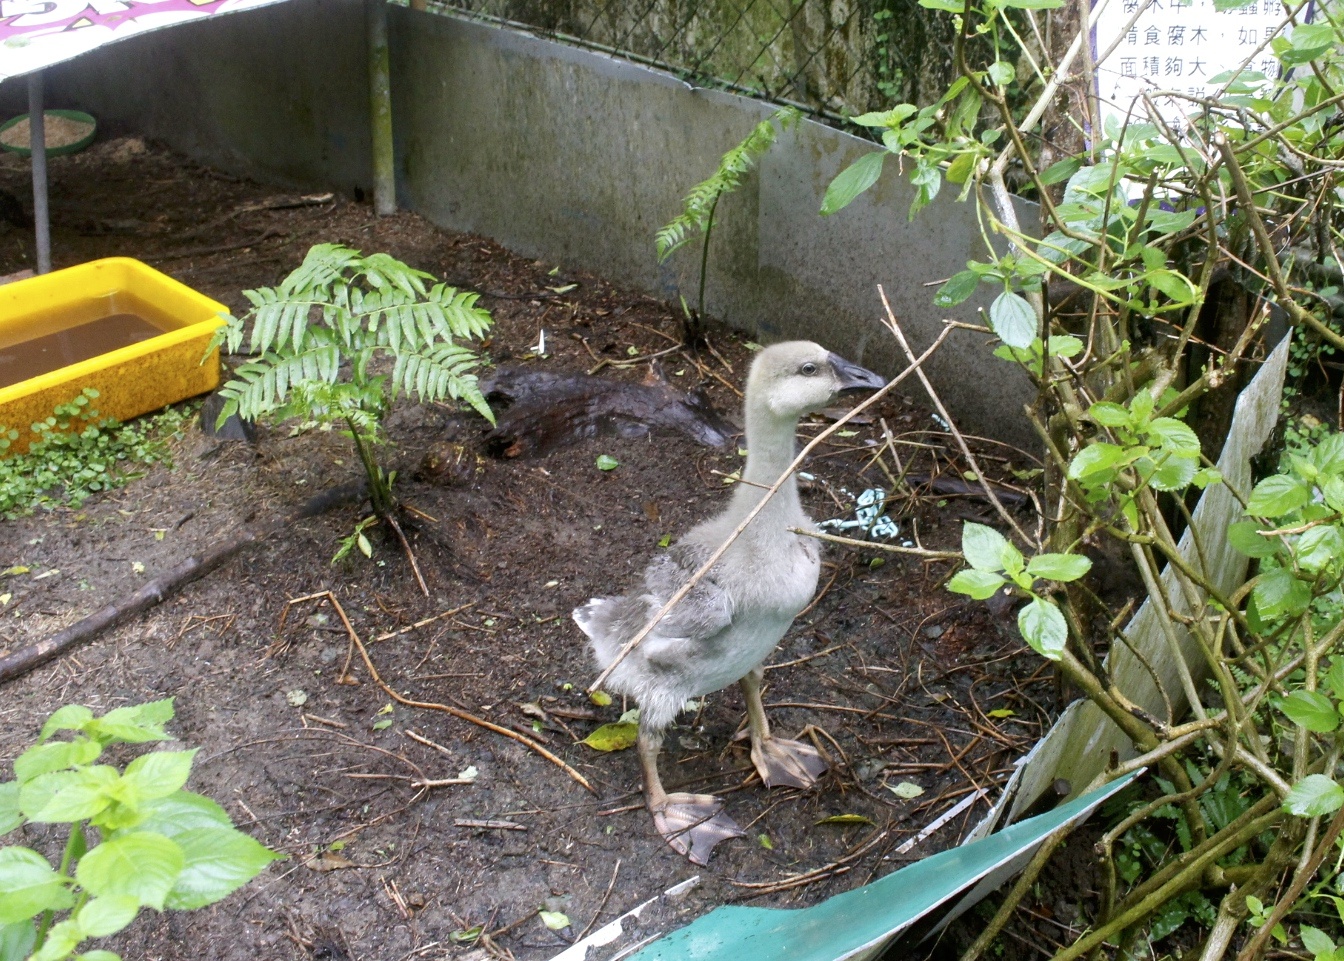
0, 0, 372, 194
391, 9, 1034, 443
0, 3, 1035, 443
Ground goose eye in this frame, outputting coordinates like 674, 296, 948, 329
800, 362, 819, 376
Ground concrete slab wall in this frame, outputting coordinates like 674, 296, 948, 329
389, 10, 1035, 444
0, 3, 1035, 442
0, 0, 372, 194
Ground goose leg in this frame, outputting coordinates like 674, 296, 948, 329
740, 666, 827, 789
639, 724, 743, 865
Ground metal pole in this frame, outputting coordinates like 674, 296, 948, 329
27, 71, 51, 274
367, 0, 395, 216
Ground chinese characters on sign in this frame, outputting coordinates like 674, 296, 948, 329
1093, 0, 1290, 127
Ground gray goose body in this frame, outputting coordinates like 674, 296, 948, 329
573, 341, 884, 863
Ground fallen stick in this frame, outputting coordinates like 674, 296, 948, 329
0, 482, 365, 685
330, 593, 596, 795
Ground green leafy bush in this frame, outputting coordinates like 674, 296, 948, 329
0, 699, 280, 961
0, 390, 189, 518
808, 0, 1344, 951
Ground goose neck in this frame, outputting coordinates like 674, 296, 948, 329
742, 407, 802, 491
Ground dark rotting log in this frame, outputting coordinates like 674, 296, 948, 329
479, 365, 735, 458
0, 482, 366, 685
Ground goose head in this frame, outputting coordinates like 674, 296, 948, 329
746, 341, 885, 421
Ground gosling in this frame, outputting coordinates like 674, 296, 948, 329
573, 341, 884, 864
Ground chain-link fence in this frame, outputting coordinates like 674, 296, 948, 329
424, 0, 963, 118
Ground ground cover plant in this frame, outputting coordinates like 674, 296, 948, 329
820, 0, 1344, 953
0, 390, 189, 518
0, 699, 279, 961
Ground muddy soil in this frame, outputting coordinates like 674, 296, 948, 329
0, 139, 1054, 961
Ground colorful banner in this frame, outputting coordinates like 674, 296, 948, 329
0, 0, 296, 81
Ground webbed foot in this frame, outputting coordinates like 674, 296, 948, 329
751, 736, 827, 789
651, 792, 744, 865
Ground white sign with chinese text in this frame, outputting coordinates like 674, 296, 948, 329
1093, 0, 1291, 128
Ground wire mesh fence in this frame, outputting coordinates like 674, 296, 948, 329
423, 0, 961, 119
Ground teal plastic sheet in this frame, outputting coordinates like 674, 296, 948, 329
626, 774, 1135, 961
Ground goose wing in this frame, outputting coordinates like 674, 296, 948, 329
574, 542, 733, 668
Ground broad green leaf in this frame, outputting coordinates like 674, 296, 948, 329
1326, 661, 1344, 703
86, 700, 173, 746
820, 151, 887, 216
1252, 567, 1312, 621
1146, 209, 1199, 236
74, 896, 139, 939
595, 455, 619, 471
165, 827, 282, 910
945, 150, 977, 185
74, 951, 121, 961
948, 569, 1007, 600
1280, 21, 1337, 64
1324, 476, 1344, 513
0, 921, 36, 961
961, 522, 1009, 572
1285, 774, 1344, 817
76, 832, 184, 911
0, 847, 72, 923
1313, 434, 1344, 475
1296, 526, 1344, 575
20, 767, 118, 824
1146, 270, 1197, 304
122, 750, 197, 802
851, 105, 918, 128
917, 0, 965, 13
28, 918, 80, 961
1141, 452, 1199, 492
1068, 442, 1138, 480
1129, 389, 1155, 423
1046, 335, 1084, 358
581, 723, 639, 752
1088, 402, 1130, 428
1026, 553, 1093, 583
1018, 597, 1067, 661
0, 783, 21, 836
38, 706, 94, 743
988, 292, 1037, 349
14, 739, 101, 785
1247, 475, 1311, 517
934, 270, 980, 307
132, 795, 235, 838
1147, 417, 1200, 454
986, 61, 1014, 86
1280, 691, 1340, 733
1301, 925, 1337, 958
1038, 157, 1082, 186
589, 690, 612, 707
1228, 520, 1280, 558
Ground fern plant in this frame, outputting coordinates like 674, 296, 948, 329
656, 106, 800, 328
212, 244, 493, 524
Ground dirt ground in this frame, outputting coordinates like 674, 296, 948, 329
0, 139, 1056, 961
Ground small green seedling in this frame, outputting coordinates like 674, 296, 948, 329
211, 244, 495, 554
0, 699, 281, 961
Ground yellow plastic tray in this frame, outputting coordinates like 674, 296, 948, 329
0, 258, 226, 455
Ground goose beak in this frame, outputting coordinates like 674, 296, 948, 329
827, 352, 886, 392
